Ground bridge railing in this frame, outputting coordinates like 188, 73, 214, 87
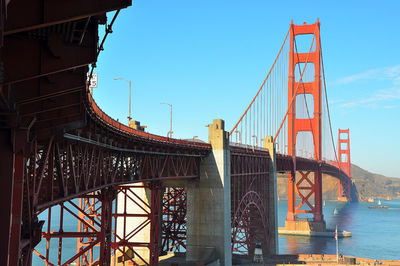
86, 88, 211, 150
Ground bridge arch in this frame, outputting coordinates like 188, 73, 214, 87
231, 190, 269, 256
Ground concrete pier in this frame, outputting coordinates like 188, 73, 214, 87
278, 219, 352, 238
263, 136, 279, 255
186, 119, 232, 265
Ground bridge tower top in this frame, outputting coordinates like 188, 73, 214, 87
287, 19, 321, 159
338, 128, 351, 178
286, 20, 324, 223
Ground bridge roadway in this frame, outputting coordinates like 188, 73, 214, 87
29, 88, 348, 212
0, 1, 350, 265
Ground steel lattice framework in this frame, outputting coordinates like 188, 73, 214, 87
161, 187, 187, 253
230, 147, 270, 256
26, 134, 204, 212
0, 0, 353, 264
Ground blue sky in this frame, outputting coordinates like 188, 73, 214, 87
93, 0, 400, 177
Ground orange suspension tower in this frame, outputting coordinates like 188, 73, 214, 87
286, 19, 325, 230
338, 129, 352, 201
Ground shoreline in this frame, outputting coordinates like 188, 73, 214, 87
260, 254, 400, 265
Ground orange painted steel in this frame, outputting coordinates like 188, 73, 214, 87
1, 6, 356, 263
287, 20, 323, 222
112, 184, 161, 266
162, 188, 187, 253
87, 92, 210, 150
229, 28, 290, 136
35, 188, 116, 266
338, 129, 352, 200
230, 146, 270, 256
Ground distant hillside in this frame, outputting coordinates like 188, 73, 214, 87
351, 164, 400, 201
277, 164, 400, 201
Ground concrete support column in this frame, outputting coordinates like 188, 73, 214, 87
186, 119, 231, 265
263, 136, 278, 255
129, 120, 146, 131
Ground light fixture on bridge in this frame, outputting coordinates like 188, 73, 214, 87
160, 102, 173, 138
113, 77, 132, 124
251, 135, 258, 147
234, 130, 241, 145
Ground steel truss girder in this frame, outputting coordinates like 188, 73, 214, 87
2, 26, 97, 85
338, 177, 351, 199
33, 187, 116, 266
294, 171, 315, 214
112, 184, 161, 266
230, 149, 270, 257
33, 183, 165, 266
161, 187, 187, 253
5, 0, 132, 35
26, 136, 201, 212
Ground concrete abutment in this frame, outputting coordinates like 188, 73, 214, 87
186, 119, 232, 265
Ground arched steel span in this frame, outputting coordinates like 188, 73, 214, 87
0, 1, 351, 264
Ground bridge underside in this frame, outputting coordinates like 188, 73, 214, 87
0, 1, 124, 264
0, 2, 352, 265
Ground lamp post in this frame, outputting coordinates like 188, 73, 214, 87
114, 77, 132, 124
252, 135, 258, 147
160, 102, 173, 138
235, 130, 241, 145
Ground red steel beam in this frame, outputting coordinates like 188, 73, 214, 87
8, 153, 25, 266
0, 125, 19, 266
2, 31, 96, 85
287, 20, 323, 222
230, 150, 270, 256
5, 0, 132, 35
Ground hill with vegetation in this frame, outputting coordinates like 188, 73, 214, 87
277, 164, 400, 201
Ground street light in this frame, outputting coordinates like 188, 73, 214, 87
252, 135, 258, 147
160, 102, 173, 138
114, 77, 132, 124
235, 130, 241, 145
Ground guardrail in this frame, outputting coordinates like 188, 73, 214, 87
86, 89, 211, 150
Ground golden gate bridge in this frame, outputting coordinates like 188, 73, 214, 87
0, 1, 352, 265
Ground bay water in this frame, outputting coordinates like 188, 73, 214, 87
32, 199, 400, 264
278, 199, 400, 260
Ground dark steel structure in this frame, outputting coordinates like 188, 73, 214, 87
0, 2, 352, 265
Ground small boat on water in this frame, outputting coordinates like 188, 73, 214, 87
367, 198, 375, 203
368, 205, 388, 209
368, 199, 388, 209
333, 208, 338, 215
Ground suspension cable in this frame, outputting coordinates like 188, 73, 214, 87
230, 27, 290, 136
320, 36, 340, 165
273, 26, 317, 143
